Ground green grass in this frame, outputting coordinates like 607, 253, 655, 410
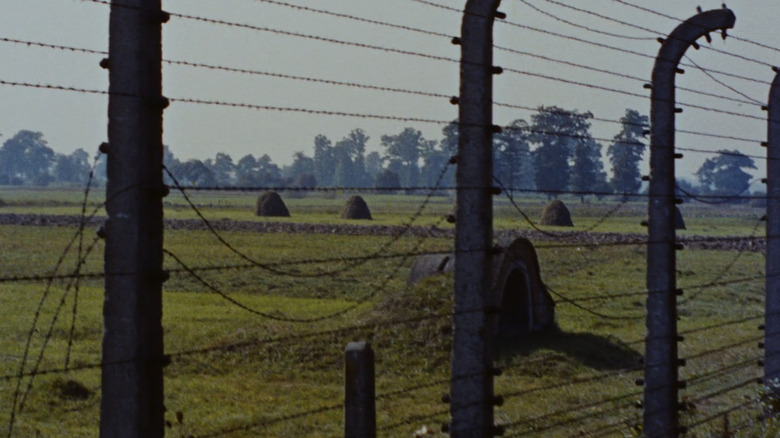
0, 186, 768, 236
0, 187, 774, 437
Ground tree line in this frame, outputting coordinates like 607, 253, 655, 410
0, 106, 758, 202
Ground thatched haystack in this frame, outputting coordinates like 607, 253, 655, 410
675, 206, 686, 230
340, 195, 372, 220
540, 199, 573, 227
255, 191, 290, 217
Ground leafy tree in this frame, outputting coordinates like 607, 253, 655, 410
205, 152, 235, 186
54, 148, 91, 184
313, 134, 336, 187
236, 154, 282, 187
420, 140, 451, 191
530, 106, 594, 198
333, 129, 370, 188
294, 173, 317, 188
284, 151, 315, 183
437, 121, 459, 190
161, 145, 180, 186
695, 149, 756, 200
375, 169, 401, 193
0, 130, 56, 185
608, 109, 648, 197
381, 127, 435, 190
494, 119, 534, 194
570, 138, 608, 202
441, 121, 458, 155
172, 159, 216, 187
364, 151, 383, 184
675, 178, 701, 202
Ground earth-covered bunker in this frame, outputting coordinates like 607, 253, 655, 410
408, 237, 555, 336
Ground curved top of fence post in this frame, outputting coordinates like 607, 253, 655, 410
463, 0, 501, 16
655, 8, 736, 73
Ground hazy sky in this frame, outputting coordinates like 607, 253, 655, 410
1, 0, 779, 182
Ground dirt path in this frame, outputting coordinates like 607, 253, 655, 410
0, 213, 764, 252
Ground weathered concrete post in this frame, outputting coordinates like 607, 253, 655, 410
645, 8, 735, 438
451, 0, 501, 436
765, 69, 780, 390
100, 1, 167, 437
344, 342, 376, 438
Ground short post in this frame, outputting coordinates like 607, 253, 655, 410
345, 342, 375, 438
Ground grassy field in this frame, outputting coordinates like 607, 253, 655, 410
0, 187, 774, 437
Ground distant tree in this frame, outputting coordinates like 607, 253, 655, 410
494, 119, 534, 194
441, 120, 458, 155
570, 138, 608, 202
205, 152, 235, 186
54, 148, 91, 184
0, 130, 56, 185
375, 169, 401, 193
235, 154, 282, 187
608, 109, 648, 198
530, 106, 593, 198
695, 149, 756, 201
333, 129, 370, 188
382, 127, 435, 191
364, 151, 383, 184
162, 145, 180, 186
437, 121, 458, 189
313, 134, 336, 187
256, 154, 283, 186
675, 178, 701, 202
294, 172, 317, 188
173, 159, 216, 187
420, 140, 451, 191
285, 151, 316, 183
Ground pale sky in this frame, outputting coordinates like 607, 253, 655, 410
1, 0, 780, 182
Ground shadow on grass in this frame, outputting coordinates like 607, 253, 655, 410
495, 326, 643, 372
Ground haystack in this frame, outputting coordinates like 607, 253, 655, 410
255, 191, 290, 217
540, 199, 573, 227
675, 206, 686, 230
341, 195, 372, 220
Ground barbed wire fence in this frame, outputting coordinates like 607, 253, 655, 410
2, 0, 780, 437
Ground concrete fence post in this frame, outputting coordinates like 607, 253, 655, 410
451, 0, 501, 436
100, 1, 167, 437
765, 70, 780, 390
645, 8, 735, 438
345, 342, 376, 438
